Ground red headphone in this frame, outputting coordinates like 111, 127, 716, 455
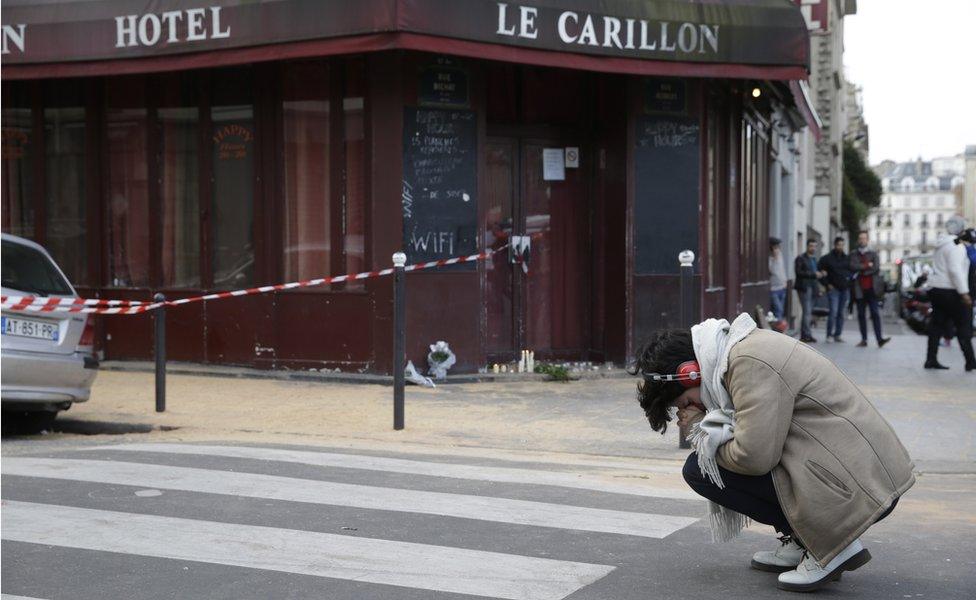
645, 360, 702, 388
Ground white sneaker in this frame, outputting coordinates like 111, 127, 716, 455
751, 535, 805, 573
777, 539, 872, 592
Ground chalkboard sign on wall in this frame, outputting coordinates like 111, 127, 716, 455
634, 115, 701, 274
402, 108, 478, 266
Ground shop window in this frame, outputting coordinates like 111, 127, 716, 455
342, 59, 367, 289
2, 83, 34, 239
106, 77, 151, 287
43, 81, 88, 285
738, 115, 770, 284
158, 73, 201, 288
282, 62, 331, 282
705, 102, 727, 289
211, 68, 254, 289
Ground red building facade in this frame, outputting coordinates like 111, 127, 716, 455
1, 0, 816, 373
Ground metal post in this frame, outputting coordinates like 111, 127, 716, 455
392, 252, 406, 430
153, 293, 166, 413
678, 250, 695, 449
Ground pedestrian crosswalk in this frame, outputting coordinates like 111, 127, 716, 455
1, 442, 704, 600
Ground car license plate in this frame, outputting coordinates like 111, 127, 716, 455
1, 316, 60, 342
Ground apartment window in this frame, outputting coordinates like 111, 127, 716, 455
937, 213, 944, 226
903, 213, 910, 227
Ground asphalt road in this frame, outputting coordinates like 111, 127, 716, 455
2, 439, 974, 600
3, 325, 974, 599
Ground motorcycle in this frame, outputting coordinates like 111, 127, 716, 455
900, 287, 931, 335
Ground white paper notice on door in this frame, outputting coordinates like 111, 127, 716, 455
542, 148, 565, 181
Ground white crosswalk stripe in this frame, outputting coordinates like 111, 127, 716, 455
95, 442, 695, 499
2, 443, 705, 600
2, 501, 614, 600
2, 457, 697, 538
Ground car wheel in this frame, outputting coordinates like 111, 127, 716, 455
2, 410, 58, 435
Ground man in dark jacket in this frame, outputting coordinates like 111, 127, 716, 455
794, 240, 825, 343
849, 231, 891, 348
818, 237, 852, 342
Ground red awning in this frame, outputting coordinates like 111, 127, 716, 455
2, 0, 810, 81
789, 79, 823, 141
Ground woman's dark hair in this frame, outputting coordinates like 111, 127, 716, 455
630, 329, 696, 434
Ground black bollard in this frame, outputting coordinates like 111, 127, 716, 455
153, 293, 166, 413
392, 252, 406, 430
678, 250, 695, 449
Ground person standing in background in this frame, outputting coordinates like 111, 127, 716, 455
794, 240, 824, 343
769, 238, 788, 322
924, 218, 975, 371
818, 236, 853, 342
850, 231, 891, 348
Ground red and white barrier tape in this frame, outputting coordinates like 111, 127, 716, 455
1, 246, 504, 316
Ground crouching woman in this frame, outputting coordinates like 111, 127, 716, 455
634, 314, 915, 592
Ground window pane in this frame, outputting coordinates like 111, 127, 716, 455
159, 106, 200, 287
106, 77, 150, 287
343, 59, 366, 288
282, 62, 330, 281
2, 84, 34, 238
44, 81, 87, 285
157, 73, 201, 289
211, 69, 254, 289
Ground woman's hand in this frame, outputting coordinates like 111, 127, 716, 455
676, 406, 705, 429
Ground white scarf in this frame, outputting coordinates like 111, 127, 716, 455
689, 313, 757, 542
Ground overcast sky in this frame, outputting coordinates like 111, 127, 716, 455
843, 0, 975, 166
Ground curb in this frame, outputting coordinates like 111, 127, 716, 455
98, 361, 636, 386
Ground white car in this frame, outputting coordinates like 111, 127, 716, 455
1, 233, 98, 431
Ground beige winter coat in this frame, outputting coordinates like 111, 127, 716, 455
716, 329, 915, 565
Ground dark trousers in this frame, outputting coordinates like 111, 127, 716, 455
682, 453, 898, 540
927, 288, 976, 366
855, 288, 884, 343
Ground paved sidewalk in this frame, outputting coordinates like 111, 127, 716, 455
4, 328, 972, 473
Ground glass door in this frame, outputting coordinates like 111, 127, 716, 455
483, 137, 589, 361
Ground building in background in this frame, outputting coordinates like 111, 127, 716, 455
844, 79, 868, 156
768, 0, 856, 330
798, 0, 857, 248
868, 157, 966, 278
964, 145, 976, 223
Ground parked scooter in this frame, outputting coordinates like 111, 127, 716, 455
900, 286, 931, 335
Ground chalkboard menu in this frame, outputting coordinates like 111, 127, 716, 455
402, 107, 478, 267
634, 115, 701, 274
